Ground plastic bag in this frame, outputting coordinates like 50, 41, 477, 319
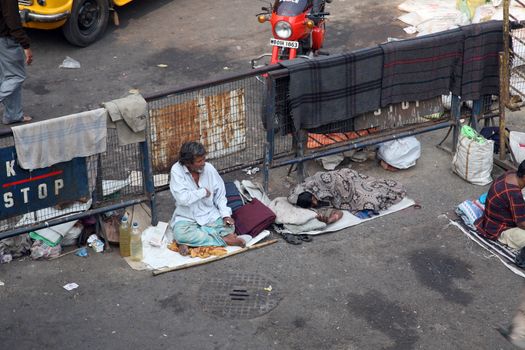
457, 0, 487, 20
452, 132, 494, 185
461, 125, 486, 143
59, 56, 81, 69
472, 4, 497, 23
60, 223, 83, 247
377, 136, 421, 169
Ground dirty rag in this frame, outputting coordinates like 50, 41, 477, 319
0, 233, 31, 258
12, 108, 107, 170
103, 94, 148, 146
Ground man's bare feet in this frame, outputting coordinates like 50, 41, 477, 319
178, 244, 190, 256
223, 233, 246, 248
327, 210, 343, 224
316, 209, 343, 224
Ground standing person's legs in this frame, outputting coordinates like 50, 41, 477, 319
0, 37, 26, 124
500, 290, 525, 348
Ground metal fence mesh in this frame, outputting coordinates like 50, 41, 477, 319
146, 74, 292, 183
510, 21, 525, 102
0, 128, 147, 234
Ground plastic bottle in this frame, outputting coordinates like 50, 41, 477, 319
130, 221, 143, 262
119, 215, 131, 257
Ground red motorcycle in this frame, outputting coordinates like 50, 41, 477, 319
252, 0, 331, 68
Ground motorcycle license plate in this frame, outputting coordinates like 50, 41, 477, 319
270, 38, 299, 49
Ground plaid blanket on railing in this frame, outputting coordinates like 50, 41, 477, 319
380, 28, 464, 107
279, 47, 383, 130
460, 21, 503, 100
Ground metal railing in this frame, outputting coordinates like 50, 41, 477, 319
0, 126, 154, 240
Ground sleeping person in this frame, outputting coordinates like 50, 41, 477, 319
288, 168, 406, 218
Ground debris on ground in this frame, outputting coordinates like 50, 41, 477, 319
59, 56, 81, 69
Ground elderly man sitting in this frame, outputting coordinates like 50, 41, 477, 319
169, 141, 245, 256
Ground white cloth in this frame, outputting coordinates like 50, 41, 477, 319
169, 162, 232, 228
12, 108, 107, 170
268, 197, 318, 225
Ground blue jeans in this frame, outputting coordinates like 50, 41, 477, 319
0, 37, 26, 123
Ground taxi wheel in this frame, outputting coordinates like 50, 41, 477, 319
63, 0, 109, 47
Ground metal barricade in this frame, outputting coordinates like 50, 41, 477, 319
262, 68, 457, 184
143, 63, 459, 191
0, 127, 154, 240
1, 36, 501, 238
144, 66, 293, 188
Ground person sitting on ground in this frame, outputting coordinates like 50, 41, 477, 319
474, 160, 525, 251
169, 141, 245, 256
288, 167, 406, 218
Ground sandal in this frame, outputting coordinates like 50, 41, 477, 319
280, 232, 302, 245
298, 234, 313, 242
2, 115, 32, 125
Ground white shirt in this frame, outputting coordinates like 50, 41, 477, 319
169, 161, 232, 227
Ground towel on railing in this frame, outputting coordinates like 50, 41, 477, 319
280, 47, 383, 130
12, 108, 107, 170
460, 21, 503, 100
380, 28, 464, 107
103, 93, 148, 146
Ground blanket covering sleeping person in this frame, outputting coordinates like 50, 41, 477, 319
288, 168, 406, 213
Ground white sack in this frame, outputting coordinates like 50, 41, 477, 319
452, 134, 494, 185
377, 136, 421, 169
509, 131, 525, 165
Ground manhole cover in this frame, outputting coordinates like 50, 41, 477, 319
199, 272, 281, 319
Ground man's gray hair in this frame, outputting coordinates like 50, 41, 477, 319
179, 141, 206, 166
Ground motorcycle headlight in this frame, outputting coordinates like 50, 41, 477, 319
274, 21, 292, 39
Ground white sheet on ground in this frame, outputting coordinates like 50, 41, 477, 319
449, 220, 525, 279
296, 197, 416, 235
127, 222, 271, 271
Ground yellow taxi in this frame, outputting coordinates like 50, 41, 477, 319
18, 0, 133, 46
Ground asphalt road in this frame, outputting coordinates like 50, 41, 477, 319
1, 0, 407, 130
1, 1, 523, 349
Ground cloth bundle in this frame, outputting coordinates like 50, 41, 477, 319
226, 180, 276, 237
232, 198, 276, 237
268, 197, 327, 233
225, 181, 244, 213
455, 199, 485, 229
